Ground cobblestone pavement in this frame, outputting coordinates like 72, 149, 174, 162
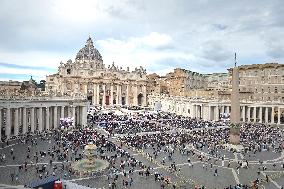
0, 123, 283, 189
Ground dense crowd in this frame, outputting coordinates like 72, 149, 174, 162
0, 110, 283, 189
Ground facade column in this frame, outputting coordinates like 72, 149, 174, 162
14, 108, 19, 136
247, 107, 251, 122
53, 106, 58, 130
142, 85, 147, 107
225, 106, 228, 114
5, 108, 11, 140
96, 84, 100, 105
110, 84, 114, 106
242, 106, 246, 122
116, 85, 119, 105
30, 108, 35, 133
278, 107, 281, 125
198, 105, 200, 118
208, 106, 211, 120
126, 84, 129, 106
61, 106, 65, 119
46, 107, 50, 131
192, 105, 196, 118
221, 106, 224, 114
38, 107, 43, 132
22, 107, 27, 134
259, 107, 263, 123
196, 105, 199, 118
253, 107, 257, 122
81, 106, 87, 127
102, 84, 106, 106
271, 106, 274, 124
84, 83, 88, 96
214, 106, 219, 121
265, 107, 268, 123
134, 85, 138, 106
96, 83, 100, 105
72, 106, 76, 126
93, 83, 97, 105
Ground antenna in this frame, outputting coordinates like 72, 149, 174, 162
234, 52, 237, 67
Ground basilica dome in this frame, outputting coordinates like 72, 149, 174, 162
75, 37, 102, 61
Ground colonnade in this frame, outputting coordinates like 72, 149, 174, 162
0, 104, 87, 141
150, 95, 284, 125
198, 104, 284, 125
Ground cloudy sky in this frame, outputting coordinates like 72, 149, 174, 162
0, 0, 284, 81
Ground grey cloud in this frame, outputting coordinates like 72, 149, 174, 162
266, 41, 284, 59
200, 41, 232, 62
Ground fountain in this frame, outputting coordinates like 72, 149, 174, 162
72, 143, 109, 175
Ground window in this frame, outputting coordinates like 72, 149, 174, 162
188, 109, 190, 114
67, 69, 71, 74
275, 87, 278, 93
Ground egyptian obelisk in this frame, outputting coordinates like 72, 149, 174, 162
229, 53, 240, 144
231, 53, 240, 123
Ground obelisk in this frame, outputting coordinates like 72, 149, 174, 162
231, 53, 240, 123
229, 53, 240, 144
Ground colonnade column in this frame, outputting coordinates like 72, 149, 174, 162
14, 108, 19, 136
102, 84, 106, 106
110, 84, 114, 106
30, 108, 35, 133
271, 106, 274, 124
53, 106, 58, 130
46, 107, 50, 131
22, 107, 27, 134
38, 107, 43, 132
6, 108, 11, 139
265, 107, 268, 123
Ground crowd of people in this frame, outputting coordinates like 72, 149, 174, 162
0, 110, 283, 189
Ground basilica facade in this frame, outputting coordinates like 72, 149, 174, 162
45, 37, 148, 107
